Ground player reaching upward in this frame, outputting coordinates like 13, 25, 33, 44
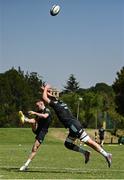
41, 84, 112, 167
19, 100, 52, 171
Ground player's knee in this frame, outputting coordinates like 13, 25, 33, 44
32, 145, 38, 152
80, 131, 90, 142
64, 141, 74, 150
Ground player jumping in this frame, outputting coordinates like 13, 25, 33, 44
41, 84, 112, 167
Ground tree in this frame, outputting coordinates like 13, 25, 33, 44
0, 67, 44, 127
63, 74, 80, 93
94, 83, 114, 97
25, 71, 43, 103
113, 67, 124, 116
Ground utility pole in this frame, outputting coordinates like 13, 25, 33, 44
77, 97, 83, 120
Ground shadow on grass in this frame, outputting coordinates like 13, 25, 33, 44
0, 167, 87, 174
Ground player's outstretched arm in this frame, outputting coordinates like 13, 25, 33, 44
41, 85, 53, 97
42, 84, 51, 104
28, 111, 49, 118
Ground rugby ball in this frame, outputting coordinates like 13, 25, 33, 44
50, 5, 60, 16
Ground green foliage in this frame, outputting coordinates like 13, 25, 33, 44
0, 68, 124, 129
0, 67, 43, 127
63, 74, 80, 93
61, 80, 124, 129
108, 109, 124, 128
113, 66, 124, 116
94, 83, 114, 96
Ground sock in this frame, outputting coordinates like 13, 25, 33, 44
100, 149, 108, 157
24, 159, 31, 167
79, 147, 87, 154
24, 117, 29, 122
73, 145, 86, 154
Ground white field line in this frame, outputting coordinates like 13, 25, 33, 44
0, 165, 124, 172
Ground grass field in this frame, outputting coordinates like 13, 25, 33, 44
0, 128, 124, 179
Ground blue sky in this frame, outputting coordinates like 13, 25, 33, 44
0, 0, 124, 90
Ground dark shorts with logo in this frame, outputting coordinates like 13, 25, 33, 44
33, 128, 48, 144
68, 118, 84, 138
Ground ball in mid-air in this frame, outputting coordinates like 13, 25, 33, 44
50, 5, 60, 16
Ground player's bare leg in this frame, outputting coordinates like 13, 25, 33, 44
19, 111, 37, 128
20, 140, 41, 171
80, 131, 112, 167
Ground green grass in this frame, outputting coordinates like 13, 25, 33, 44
0, 128, 124, 179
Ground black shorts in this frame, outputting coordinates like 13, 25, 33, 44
68, 119, 84, 138
33, 128, 48, 144
100, 136, 104, 140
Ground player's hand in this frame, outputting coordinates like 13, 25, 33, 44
41, 82, 47, 90
28, 111, 35, 115
41, 86, 44, 91
45, 84, 51, 90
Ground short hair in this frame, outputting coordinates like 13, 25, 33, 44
36, 99, 46, 105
